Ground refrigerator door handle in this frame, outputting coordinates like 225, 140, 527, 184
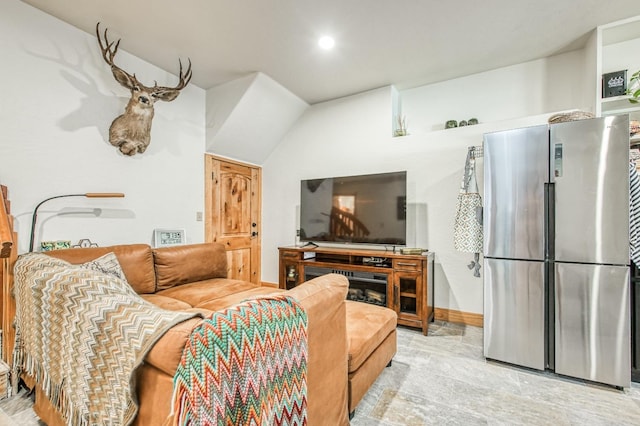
546, 259, 554, 370
545, 182, 555, 261
544, 181, 555, 370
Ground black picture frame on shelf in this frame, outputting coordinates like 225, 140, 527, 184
602, 70, 627, 98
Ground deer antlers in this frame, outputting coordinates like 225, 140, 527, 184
95, 22, 193, 156
96, 22, 121, 68
96, 23, 192, 95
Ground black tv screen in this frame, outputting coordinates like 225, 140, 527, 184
299, 171, 407, 245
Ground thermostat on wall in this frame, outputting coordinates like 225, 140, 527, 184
153, 228, 186, 248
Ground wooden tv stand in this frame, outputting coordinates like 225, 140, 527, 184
278, 246, 434, 335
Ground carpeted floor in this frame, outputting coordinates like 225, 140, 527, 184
1, 321, 639, 425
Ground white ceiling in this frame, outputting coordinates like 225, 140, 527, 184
20, 0, 640, 104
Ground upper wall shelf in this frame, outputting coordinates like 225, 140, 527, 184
601, 15, 640, 45
601, 95, 640, 117
596, 15, 640, 121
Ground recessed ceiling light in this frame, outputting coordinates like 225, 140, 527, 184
318, 36, 335, 50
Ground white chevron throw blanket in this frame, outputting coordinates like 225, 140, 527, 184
12, 253, 198, 426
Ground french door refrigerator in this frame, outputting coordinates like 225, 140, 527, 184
483, 115, 631, 388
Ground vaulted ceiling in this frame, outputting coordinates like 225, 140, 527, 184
21, 0, 640, 104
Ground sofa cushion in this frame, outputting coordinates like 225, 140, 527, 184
195, 287, 284, 312
345, 300, 397, 373
156, 278, 260, 306
348, 330, 397, 412
45, 244, 156, 294
141, 294, 193, 311
153, 243, 228, 290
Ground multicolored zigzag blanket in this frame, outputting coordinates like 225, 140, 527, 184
171, 295, 308, 426
12, 253, 198, 426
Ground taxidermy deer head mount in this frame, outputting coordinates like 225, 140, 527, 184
96, 23, 192, 156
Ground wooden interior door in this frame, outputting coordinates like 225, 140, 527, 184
205, 155, 261, 284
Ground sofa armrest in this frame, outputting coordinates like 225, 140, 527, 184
288, 273, 350, 425
144, 274, 349, 379
144, 318, 203, 376
142, 273, 350, 426
287, 273, 348, 325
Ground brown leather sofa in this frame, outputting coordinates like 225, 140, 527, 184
29, 242, 396, 425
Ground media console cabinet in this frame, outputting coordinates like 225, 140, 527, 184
278, 246, 434, 335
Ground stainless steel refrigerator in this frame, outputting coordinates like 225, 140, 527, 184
483, 115, 631, 388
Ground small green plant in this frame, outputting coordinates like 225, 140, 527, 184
628, 70, 640, 104
394, 115, 407, 136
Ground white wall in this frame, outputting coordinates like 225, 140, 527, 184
206, 72, 308, 165
0, 0, 206, 253
1, 0, 591, 315
401, 49, 589, 133
262, 51, 589, 315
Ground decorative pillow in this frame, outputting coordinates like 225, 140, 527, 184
80, 252, 127, 282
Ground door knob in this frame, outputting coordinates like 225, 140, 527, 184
252, 231, 258, 237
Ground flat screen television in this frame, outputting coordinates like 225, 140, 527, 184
299, 171, 407, 246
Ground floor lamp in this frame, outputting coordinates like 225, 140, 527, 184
29, 193, 125, 252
